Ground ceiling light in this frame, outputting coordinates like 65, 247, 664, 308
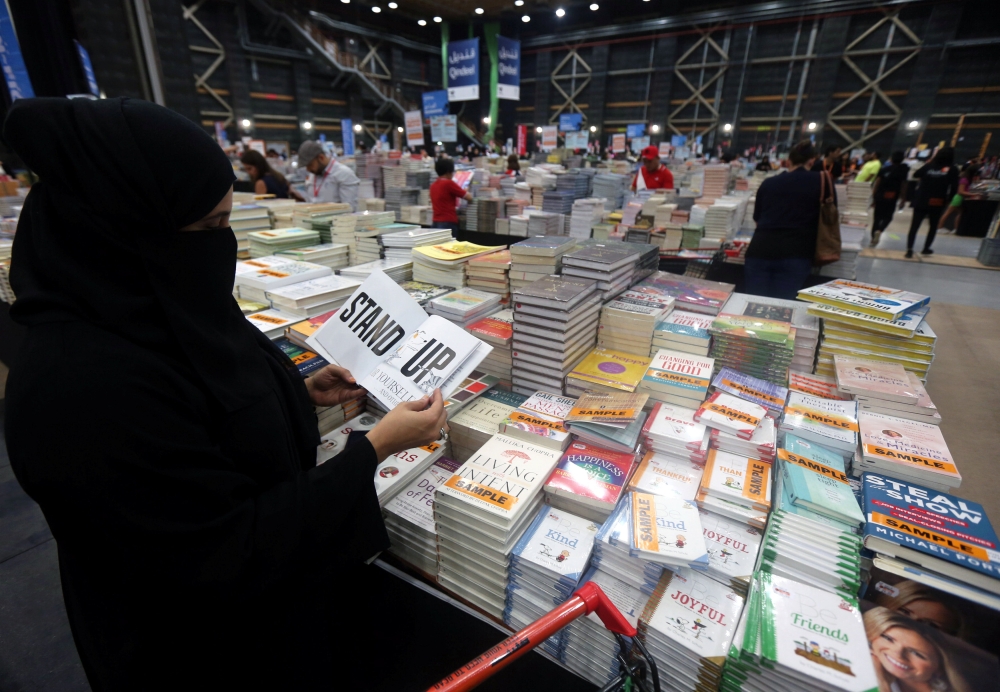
303, 121, 313, 130
372, 6, 381, 12
515, 0, 524, 5
388, 1, 397, 7
536, 126, 543, 133
418, 19, 426, 25
589, 125, 597, 133
723, 123, 732, 132
807, 122, 817, 131
475, 7, 484, 14
353, 124, 363, 132
908, 120, 920, 129
651, 124, 660, 133
521, 14, 530, 22
437, 141, 443, 145
241, 118, 251, 128
555, 8, 565, 17
589, 3, 599, 10
433, 16, 442, 22
340, 0, 349, 3
397, 126, 403, 133
483, 116, 491, 124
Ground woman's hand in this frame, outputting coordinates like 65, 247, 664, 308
305, 365, 367, 407
366, 389, 447, 460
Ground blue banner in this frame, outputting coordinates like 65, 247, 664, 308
447, 38, 479, 102
626, 123, 646, 139
0, 4, 33, 100
74, 40, 99, 97
497, 35, 520, 101
342, 119, 355, 156
671, 134, 687, 147
422, 90, 449, 119
559, 113, 582, 132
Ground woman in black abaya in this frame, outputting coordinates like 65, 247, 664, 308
3, 97, 445, 690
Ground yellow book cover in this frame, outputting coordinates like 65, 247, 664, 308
413, 241, 504, 263
567, 391, 650, 423
568, 347, 653, 391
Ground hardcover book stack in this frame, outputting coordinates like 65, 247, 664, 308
650, 310, 714, 356
379, 226, 452, 261
833, 354, 938, 422
639, 348, 714, 408
780, 392, 859, 456
448, 389, 528, 463
433, 433, 563, 617
709, 314, 796, 386
787, 370, 848, 400
264, 274, 361, 319
466, 250, 511, 298
697, 448, 772, 517
639, 567, 745, 691
425, 288, 503, 327
412, 241, 503, 288
504, 506, 598, 659
373, 438, 450, 507
597, 290, 675, 357
276, 242, 350, 270
247, 227, 321, 258
854, 411, 960, 490
466, 309, 514, 387
570, 198, 607, 240
720, 293, 821, 373
543, 441, 638, 522
511, 275, 601, 396
508, 236, 577, 291
338, 258, 412, 284
565, 347, 652, 396
561, 243, 642, 299
564, 392, 649, 454
499, 390, 575, 452
778, 434, 865, 530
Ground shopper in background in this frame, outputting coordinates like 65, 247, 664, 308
506, 154, 521, 176
297, 139, 360, 210
811, 144, 843, 180
937, 162, 981, 234
745, 140, 833, 299
631, 145, 674, 191
240, 149, 303, 200
2, 97, 447, 690
755, 157, 773, 172
906, 146, 958, 257
855, 151, 883, 182
869, 151, 909, 247
430, 156, 473, 234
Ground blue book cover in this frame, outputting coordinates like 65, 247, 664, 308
274, 337, 329, 378
862, 472, 1000, 585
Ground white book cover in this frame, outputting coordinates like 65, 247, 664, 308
642, 402, 710, 453
631, 491, 709, 568
642, 348, 714, 396
384, 456, 462, 533
711, 415, 776, 457
797, 279, 929, 320
245, 309, 297, 335
629, 451, 704, 502
374, 440, 446, 504
579, 567, 652, 629
642, 567, 744, 662
700, 510, 761, 584
511, 506, 601, 585
316, 413, 380, 465
759, 573, 878, 691
858, 410, 960, 484
436, 433, 562, 526
695, 391, 765, 440
236, 259, 332, 290
781, 391, 859, 448
519, 390, 576, 421
833, 355, 918, 404
265, 274, 361, 306
700, 449, 772, 511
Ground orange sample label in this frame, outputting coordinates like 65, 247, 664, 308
778, 448, 849, 485
705, 402, 761, 428
870, 512, 989, 560
444, 475, 518, 511
632, 492, 659, 553
862, 444, 958, 476
784, 405, 859, 431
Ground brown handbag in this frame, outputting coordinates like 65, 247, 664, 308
815, 170, 841, 266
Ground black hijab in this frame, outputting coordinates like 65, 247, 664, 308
4, 97, 272, 412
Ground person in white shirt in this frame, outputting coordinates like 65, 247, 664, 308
297, 140, 360, 211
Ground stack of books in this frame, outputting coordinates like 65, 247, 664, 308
399, 281, 452, 306
565, 347, 652, 396
639, 272, 735, 315
235, 257, 332, 302
245, 308, 301, 340
542, 190, 575, 215
273, 336, 328, 378
698, 448, 772, 516
511, 275, 601, 396
703, 201, 740, 241
526, 210, 563, 236
499, 390, 575, 451
564, 391, 648, 454
561, 243, 642, 299
339, 258, 412, 284
650, 310, 714, 356
373, 436, 450, 506
275, 242, 350, 270
854, 411, 960, 490
466, 249, 511, 298
383, 456, 462, 576
778, 435, 864, 529
855, 370, 939, 423
780, 392, 859, 455
508, 236, 577, 291
425, 287, 503, 327
698, 509, 762, 595
398, 205, 429, 225
264, 274, 361, 319
570, 198, 606, 240
709, 314, 796, 386
701, 164, 730, 199
384, 187, 420, 220
639, 567, 745, 689
354, 222, 419, 264
597, 290, 675, 357
543, 441, 638, 522
720, 293, 821, 373
710, 367, 788, 419
504, 506, 598, 660
466, 309, 514, 387
591, 496, 665, 594
641, 401, 711, 464
292, 202, 353, 242
787, 370, 848, 400
628, 448, 705, 502
247, 227, 321, 258
231, 203, 271, 257
771, 439, 859, 538
434, 433, 563, 617
629, 491, 709, 570
592, 173, 629, 209
639, 348, 714, 408
380, 226, 452, 261
412, 241, 503, 288
448, 389, 528, 462
710, 414, 776, 463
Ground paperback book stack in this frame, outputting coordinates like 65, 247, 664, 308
592, 173, 629, 210
556, 172, 589, 199
591, 496, 666, 594
508, 236, 577, 291
722, 574, 878, 692
570, 198, 606, 240
597, 291, 675, 357
425, 288, 503, 327
510, 275, 601, 395
543, 441, 638, 522
854, 369, 939, 424
499, 390, 575, 452
354, 222, 419, 264
639, 348, 714, 408
339, 258, 412, 284
264, 274, 361, 319
466, 250, 511, 298
641, 401, 711, 466
771, 439, 860, 542
639, 566, 745, 691
466, 309, 514, 387
630, 491, 710, 571
331, 210, 394, 264
709, 314, 796, 386
854, 411, 960, 490
470, 198, 502, 233
434, 433, 563, 617
247, 227, 321, 258
698, 509, 762, 595
230, 204, 271, 257
373, 437, 450, 506
542, 190, 575, 216
720, 292, 821, 373
384, 187, 420, 221
398, 205, 428, 225
383, 456, 462, 576
709, 414, 776, 466
412, 241, 503, 288
399, 281, 452, 306
235, 257, 332, 302
276, 243, 350, 270
780, 392, 859, 456
628, 447, 705, 504
650, 310, 714, 356
565, 347, 652, 396
379, 226, 452, 261
448, 389, 528, 462
778, 434, 865, 531
638, 272, 735, 315
564, 392, 649, 454
696, 447, 771, 528
526, 210, 563, 236
291, 203, 353, 242
504, 506, 598, 659
703, 201, 740, 241
710, 367, 788, 419
561, 243, 643, 299
701, 164, 730, 200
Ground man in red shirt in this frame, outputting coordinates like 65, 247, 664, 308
430, 157, 473, 233
631, 145, 674, 191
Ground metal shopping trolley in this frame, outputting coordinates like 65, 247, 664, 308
426, 582, 661, 692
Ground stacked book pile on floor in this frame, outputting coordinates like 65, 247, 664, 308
275, 242, 349, 270
412, 241, 503, 288
467, 308, 514, 387
511, 275, 600, 396
466, 249, 510, 299
596, 288, 675, 357
247, 227, 320, 258
339, 258, 412, 283
508, 236, 576, 292
379, 226, 452, 261
425, 287, 503, 327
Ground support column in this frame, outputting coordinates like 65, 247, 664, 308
147, 0, 199, 123
349, 90, 365, 146
646, 37, 676, 147
586, 44, 609, 141
217, 11, 253, 133
533, 50, 552, 129
800, 15, 851, 145
719, 24, 755, 151
293, 61, 314, 148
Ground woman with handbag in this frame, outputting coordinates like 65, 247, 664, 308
744, 141, 838, 300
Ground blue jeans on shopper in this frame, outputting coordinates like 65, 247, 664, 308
743, 257, 813, 300
433, 221, 461, 234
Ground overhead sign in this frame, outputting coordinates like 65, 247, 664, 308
626, 123, 646, 139
658, 141, 671, 157
404, 110, 424, 147
431, 115, 457, 143
631, 136, 650, 153
0, 4, 34, 100
74, 40, 99, 97
541, 125, 558, 151
611, 133, 626, 153
559, 113, 582, 132
671, 134, 687, 147
565, 131, 588, 150
447, 38, 480, 102
422, 90, 449, 119
497, 35, 520, 100
342, 118, 355, 156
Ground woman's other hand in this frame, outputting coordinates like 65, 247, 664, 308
305, 365, 367, 407
366, 389, 447, 459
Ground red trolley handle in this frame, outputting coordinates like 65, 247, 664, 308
427, 582, 636, 692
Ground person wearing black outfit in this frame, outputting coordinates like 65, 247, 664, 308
755, 157, 773, 172
869, 151, 908, 247
745, 141, 833, 300
3, 97, 447, 691
812, 144, 843, 181
240, 149, 302, 200
906, 147, 959, 258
